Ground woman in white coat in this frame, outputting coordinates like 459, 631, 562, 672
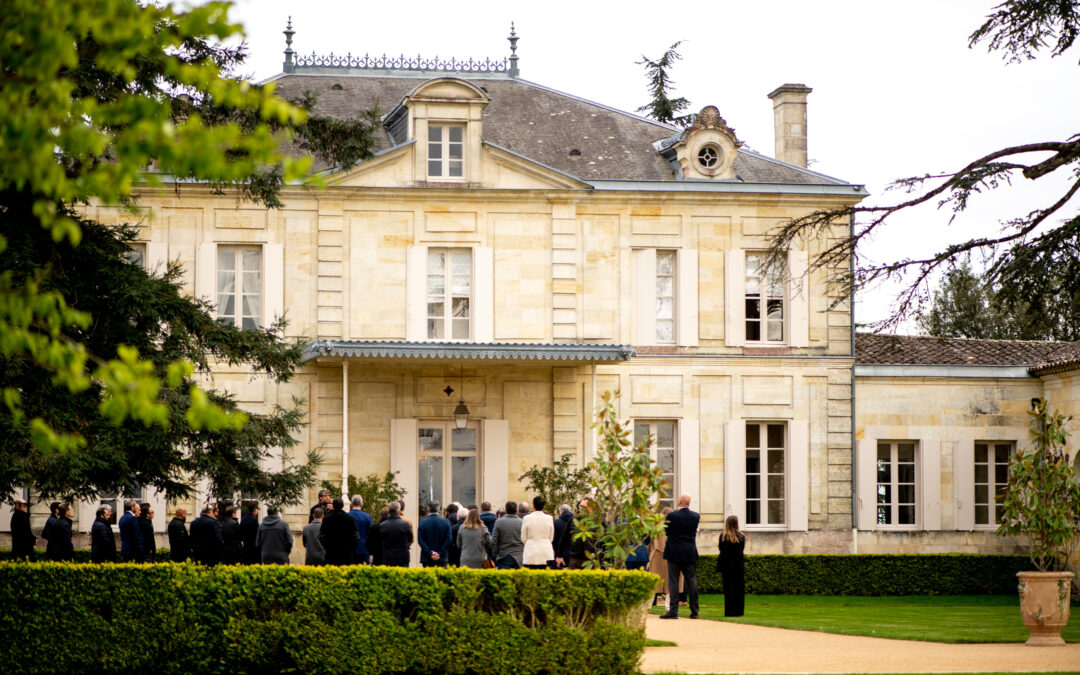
521, 495, 555, 569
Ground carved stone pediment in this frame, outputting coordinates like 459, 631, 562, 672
672, 105, 742, 180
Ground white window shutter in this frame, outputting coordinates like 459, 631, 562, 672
263, 243, 284, 328
678, 249, 698, 347
724, 420, 746, 522
857, 439, 876, 530
195, 243, 217, 311
632, 248, 656, 346
953, 439, 975, 531
390, 419, 418, 566
473, 247, 494, 342
787, 249, 810, 347
788, 420, 810, 531
921, 439, 942, 530
145, 242, 169, 277
724, 250, 745, 347
405, 246, 427, 341
482, 419, 509, 510
677, 419, 700, 509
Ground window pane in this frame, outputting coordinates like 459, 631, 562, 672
656, 319, 674, 341
994, 444, 1011, 463
242, 295, 260, 317
430, 126, 442, 142
897, 463, 915, 484
428, 252, 445, 274
242, 271, 260, 293
658, 447, 675, 473
452, 428, 476, 453
429, 143, 442, 159
897, 485, 915, 504
218, 249, 235, 271
767, 449, 784, 473
746, 423, 760, 449
428, 319, 443, 339
656, 275, 673, 297
419, 428, 443, 452
217, 271, 235, 294
766, 319, 783, 342
452, 297, 469, 318
452, 276, 470, 295
767, 424, 784, 449
448, 126, 462, 142
126, 245, 145, 268
449, 144, 463, 160
242, 249, 260, 271
746, 476, 760, 499
898, 505, 916, 525
428, 301, 444, 318
219, 295, 235, 317
634, 424, 649, 446
242, 317, 257, 331
427, 275, 445, 296
994, 464, 1008, 484
655, 422, 675, 447
745, 276, 760, 295
451, 456, 476, 506
657, 297, 673, 320
767, 475, 784, 499
745, 254, 759, 276
974, 504, 988, 525
994, 503, 1004, 523
974, 485, 988, 504
767, 299, 783, 320
745, 449, 760, 474
452, 318, 469, 339
767, 500, 784, 524
745, 321, 761, 341
877, 484, 891, 504
974, 464, 988, 483
766, 275, 783, 297
428, 160, 442, 176
877, 505, 891, 525
877, 459, 890, 483
451, 252, 470, 275
418, 456, 443, 514
746, 500, 760, 525
657, 252, 674, 275
449, 161, 463, 177
975, 444, 988, 463
898, 443, 915, 462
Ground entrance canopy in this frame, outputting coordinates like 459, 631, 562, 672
301, 340, 635, 363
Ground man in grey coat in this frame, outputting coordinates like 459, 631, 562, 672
302, 506, 326, 565
255, 505, 293, 564
490, 500, 524, 569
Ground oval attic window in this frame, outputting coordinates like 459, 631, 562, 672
331, 83, 344, 91
697, 145, 720, 170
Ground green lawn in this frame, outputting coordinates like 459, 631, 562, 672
649, 595, 1079, 643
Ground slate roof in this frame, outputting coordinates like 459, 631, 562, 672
855, 333, 1080, 370
267, 73, 855, 185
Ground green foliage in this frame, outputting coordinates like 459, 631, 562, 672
0, 212, 319, 505
577, 390, 666, 570
694, 553, 1036, 595
0, 0, 376, 456
519, 453, 594, 514
969, 0, 1080, 62
320, 471, 406, 514
636, 41, 693, 127
917, 262, 1016, 339
0, 548, 174, 564
0, 563, 654, 674
997, 398, 1080, 571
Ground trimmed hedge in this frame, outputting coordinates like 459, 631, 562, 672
696, 554, 1035, 595
0, 548, 173, 563
0, 563, 655, 675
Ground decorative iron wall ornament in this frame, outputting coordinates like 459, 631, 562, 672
292, 52, 511, 73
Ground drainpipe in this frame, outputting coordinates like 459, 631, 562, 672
849, 213, 858, 552
342, 360, 349, 498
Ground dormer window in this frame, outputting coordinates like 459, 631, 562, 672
428, 124, 464, 180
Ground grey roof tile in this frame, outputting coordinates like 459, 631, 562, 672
855, 333, 1080, 367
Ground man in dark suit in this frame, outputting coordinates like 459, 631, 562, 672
118, 499, 144, 562
377, 501, 413, 567
168, 507, 191, 562
319, 497, 359, 565
659, 493, 700, 619
349, 495, 373, 564
189, 503, 224, 565
9, 498, 36, 561
417, 500, 451, 567
91, 504, 117, 563
220, 503, 243, 564
239, 501, 260, 564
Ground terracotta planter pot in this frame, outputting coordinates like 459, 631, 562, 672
1016, 571, 1074, 646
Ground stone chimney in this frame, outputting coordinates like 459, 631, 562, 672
767, 83, 812, 167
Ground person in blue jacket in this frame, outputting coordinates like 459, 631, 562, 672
118, 499, 144, 562
417, 500, 451, 567
349, 494, 373, 564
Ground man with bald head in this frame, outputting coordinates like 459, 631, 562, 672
658, 493, 700, 620
168, 507, 190, 562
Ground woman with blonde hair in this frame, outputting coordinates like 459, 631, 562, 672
456, 508, 492, 569
716, 515, 746, 616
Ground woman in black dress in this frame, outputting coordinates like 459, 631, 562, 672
716, 515, 746, 616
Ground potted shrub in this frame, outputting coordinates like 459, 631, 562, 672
997, 398, 1080, 646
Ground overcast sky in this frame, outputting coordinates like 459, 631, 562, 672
213, 0, 1079, 330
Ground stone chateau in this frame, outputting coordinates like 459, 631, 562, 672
4, 25, 1080, 562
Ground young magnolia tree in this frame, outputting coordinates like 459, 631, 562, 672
575, 390, 667, 570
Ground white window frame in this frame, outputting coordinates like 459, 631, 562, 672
416, 420, 481, 515
744, 421, 787, 528
744, 251, 785, 344
216, 245, 262, 331
974, 440, 1013, 528
876, 440, 919, 529
634, 420, 678, 510
427, 123, 465, 181
655, 250, 677, 344
426, 248, 472, 341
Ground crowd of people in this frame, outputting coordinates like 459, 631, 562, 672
6, 490, 742, 615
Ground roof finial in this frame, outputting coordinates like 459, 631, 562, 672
283, 16, 296, 73
507, 22, 519, 78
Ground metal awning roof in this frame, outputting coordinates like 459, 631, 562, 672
302, 340, 636, 363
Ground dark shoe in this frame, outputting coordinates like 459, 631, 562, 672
689, 613, 699, 619
658, 613, 678, 620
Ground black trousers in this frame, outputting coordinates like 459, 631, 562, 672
665, 560, 698, 616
